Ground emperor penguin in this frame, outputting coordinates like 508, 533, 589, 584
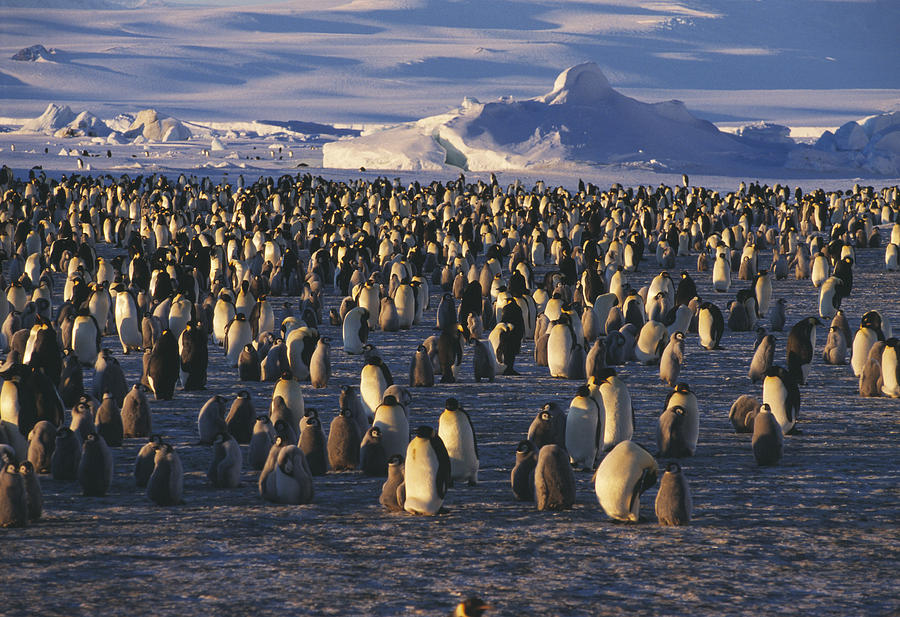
248, 416, 276, 470
534, 444, 576, 511
698, 302, 724, 350
180, 321, 208, 391
239, 344, 262, 382
224, 390, 255, 444
27, 420, 57, 473
197, 395, 228, 445
20, 460, 41, 522
299, 410, 328, 476
147, 443, 184, 506
436, 324, 465, 383
360, 356, 392, 423
71, 309, 101, 366
886, 243, 899, 271
438, 398, 479, 486
134, 435, 163, 487
858, 341, 886, 397
822, 326, 847, 365
95, 393, 124, 447
712, 249, 731, 292
114, 287, 142, 353
664, 383, 700, 455
327, 408, 361, 471
655, 462, 692, 526
224, 314, 253, 367
339, 385, 369, 439
729, 394, 760, 433
78, 432, 113, 496
749, 334, 776, 383
762, 366, 800, 434
409, 344, 435, 387
0, 463, 28, 527
564, 385, 602, 471
527, 402, 567, 449
51, 427, 81, 482
769, 298, 787, 332
403, 425, 451, 515
359, 426, 389, 477
309, 337, 331, 389
635, 319, 668, 365
752, 403, 784, 466
372, 394, 409, 460
851, 312, 885, 377
593, 440, 658, 523
272, 371, 305, 427
511, 439, 538, 501
379, 454, 405, 512
207, 431, 242, 488
754, 269, 772, 317
881, 338, 900, 398
379, 296, 400, 332
394, 282, 416, 330
212, 292, 235, 346
657, 405, 693, 458
818, 276, 844, 319
786, 316, 820, 384
547, 313, 581, 378
259, 445, 314, 504
147, 329, 179, 400
121, 384, 152, 438
597, 369, 634, 452
659, 331, 685, 387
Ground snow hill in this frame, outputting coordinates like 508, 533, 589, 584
323, 63, 790, 173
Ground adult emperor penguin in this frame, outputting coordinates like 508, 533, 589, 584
635, 319, 668, 365
511, 439, 538, 501
438, 398, 479, 486
565, 385, 602, 471
752, 403, 784, 466
403, 425, 451, 515
0, 463, 28, 527
372, 394, 409, 460
360, 356, 392, 423
786, 316, 820, 384
212, 291, 235, 346
749, 334, 776, 383
114, 286, 142, 353
147, 329, 179, 400
698, 302, 724, 350
762, 365, 800, 434
881, 338, 900, 398
327, 408, 361, 471
437, 323, 465, 383
309, 337, 331, 389
207, 431, 242, 488
78, 432, 113, 496
547, 312, 581, 378
655, 462, 692, 526
224, 313, 253, 367
754, 269, 772, 317
342, 306, 370, 354
712, 249, 731, 292
379, 454, 405, 512
657, 405, 693, 458
71, 308, 101, 366
180, 321, 208, 391
659, 331, 685, 386
593, 440, 658, 523
259, 445, 314, 504
851, 311, 885, 377
597, 368, 634, 452
147, 443, 184, 506
224, 390, 255, 443
534, 444, 576, 511
822, 325, 847, 365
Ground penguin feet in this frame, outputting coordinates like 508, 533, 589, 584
503, 368, 520, 376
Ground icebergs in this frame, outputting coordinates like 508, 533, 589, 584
18, 103, 110, 137
792, 111, 900, 176
124, 109, 191, 142
16, 104, 191, 142
11, 44, 55, 62
323, 61, 775, 172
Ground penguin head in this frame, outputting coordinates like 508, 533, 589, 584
575, 384, 590, 398
670, 405, 686, 417
387, 454, 404, 466
444, 398, 460, 411
381, 394, 398, 407
454, 597, 493, 617
368, 427, 382, 439
414, 425, 436, 439
516, 440, 534, 455
665, 462, 682, 474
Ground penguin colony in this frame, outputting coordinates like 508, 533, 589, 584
0, 165, 896, 535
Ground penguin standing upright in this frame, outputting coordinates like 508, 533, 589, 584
749, 334, 776, 383
752, 403, 784, 466
597, 369, 633, 452
403, 426, 450, 515
78, 432, 113, 496
26, 420, 56, 473
327, 408, 361, 471
0, 463, 28, 527
881, 338, 900, 398
786, 316, 820, 384
534, 444, 576, 511
594, 440, 658, 522
437, 398, 479, 486
259, 445, 314, 504
115, 287, 142, 353
822, 326, 847, 365
51, 427, 81, 482
698, 302, 724, 350
372, 395, 409, 460
147, 329, 179, 400
248, 416, 276, 470
309, 337, 331, 389
134, 435, 162, 487
71, 309, 101, 366
197, 395, 227, 445
436, 324, 465, 383
762, 366, 801, 434
224, 314, 252, 367
207, 431, 242, 488
342, 307, 370, 354
510, 439, 538, 501
225, 391, 255, 443
655, 462, 692, 526
147, 443, 184, 506
409, 344, 435, 387
360, 356, 392, 423
179, 321, 208, 391
659, 331, 684, 386
564, 385, 602, 471
359, 426, 389, 477
121, 384, 152, 438
95, 393, 124, 447
379, 455, 405, 512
